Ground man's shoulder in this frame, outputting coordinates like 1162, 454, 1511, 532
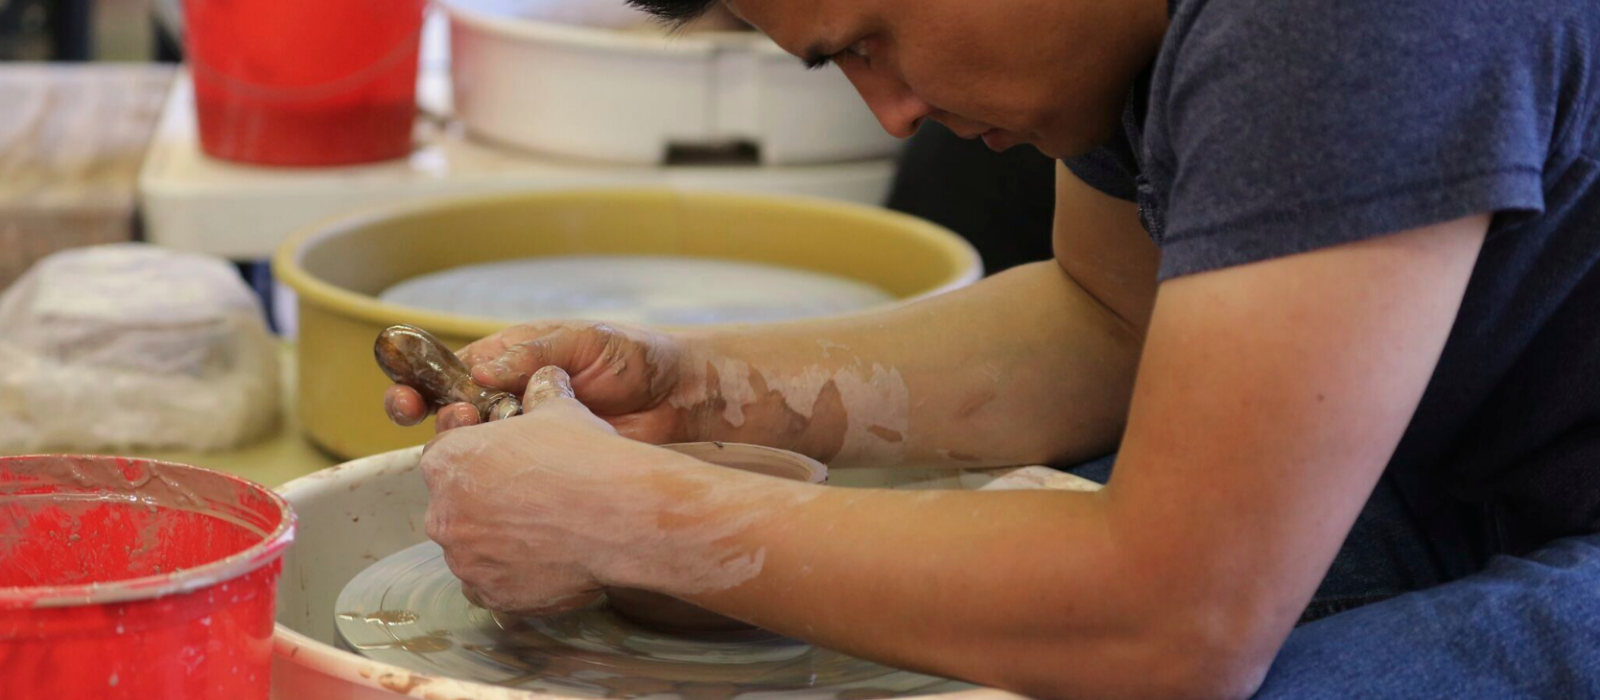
1167, 0, 1582, 59
1152, 0, 1587, 133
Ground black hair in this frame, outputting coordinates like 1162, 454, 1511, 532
625, 0, 720, 25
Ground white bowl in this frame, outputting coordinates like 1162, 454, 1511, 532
439, 0, 899, 165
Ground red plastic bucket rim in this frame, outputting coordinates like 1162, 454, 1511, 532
0, 455, 296, 610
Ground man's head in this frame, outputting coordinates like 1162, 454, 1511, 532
627, 0, 1168, 158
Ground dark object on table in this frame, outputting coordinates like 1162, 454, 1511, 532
0, 0, 91, 60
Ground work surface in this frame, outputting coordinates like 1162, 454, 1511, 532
0, 64, 174, 289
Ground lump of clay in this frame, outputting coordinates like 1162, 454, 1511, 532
0, 244, 280, 452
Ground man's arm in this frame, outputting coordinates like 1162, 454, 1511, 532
642, 215, 1488, 699
411, 168, 1155, 468
675, 166, 1157, 468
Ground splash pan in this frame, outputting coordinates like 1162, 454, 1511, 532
336, 541, 972, 699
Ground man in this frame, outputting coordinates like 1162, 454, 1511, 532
386, 0, 1600, 696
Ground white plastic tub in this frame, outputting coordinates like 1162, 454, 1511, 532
440, 0, 899, 165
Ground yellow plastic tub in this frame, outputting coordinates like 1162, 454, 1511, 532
273, 189, 982, 459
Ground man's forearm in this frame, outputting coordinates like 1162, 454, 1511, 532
674, 261, 1142, 467
614, 468, 1218, 700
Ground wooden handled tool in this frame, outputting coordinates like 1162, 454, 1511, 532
374, 324, 523, 422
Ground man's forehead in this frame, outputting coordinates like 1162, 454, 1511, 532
720, 0, 851, 51
720, 0, 810, 56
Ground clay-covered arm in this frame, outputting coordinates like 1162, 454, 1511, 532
621, 216, 1488, 700
668, 168, 1157, 469
390, 169, 1153, 470
672, 259, 1144, 468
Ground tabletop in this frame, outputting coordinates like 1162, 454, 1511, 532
0, 63, 174, 288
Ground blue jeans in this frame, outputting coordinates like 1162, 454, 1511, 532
1066, 456, 1600, 697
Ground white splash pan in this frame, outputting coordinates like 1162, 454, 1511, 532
440, 0, 899, 165
271, 446, 1095, 699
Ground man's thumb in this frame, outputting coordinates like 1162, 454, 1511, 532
523, 365, 577, 409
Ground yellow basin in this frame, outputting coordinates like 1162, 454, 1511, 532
273, 189, 982, 459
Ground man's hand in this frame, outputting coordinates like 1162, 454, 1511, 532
418, 363, 816, 617
420, 366, 639, 615
387, 322, 693, 442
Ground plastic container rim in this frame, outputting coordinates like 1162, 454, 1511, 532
0, 455, 297, 610
271, 187, 984, 341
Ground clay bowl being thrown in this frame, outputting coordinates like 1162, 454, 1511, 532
605, 442, 827, 633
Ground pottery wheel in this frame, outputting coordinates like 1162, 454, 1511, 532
336, 541, 975, 700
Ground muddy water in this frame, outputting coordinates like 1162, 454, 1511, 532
336, 541, 972, 700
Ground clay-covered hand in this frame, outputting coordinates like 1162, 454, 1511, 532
385, 322, 692, 439
419, 366, 654, 616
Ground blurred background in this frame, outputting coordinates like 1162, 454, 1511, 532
0, 0, 165, 61
0, 0, 1053, 299
0, 0, 1056, 470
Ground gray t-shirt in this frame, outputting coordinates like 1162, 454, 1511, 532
1065, 0, 1600, 577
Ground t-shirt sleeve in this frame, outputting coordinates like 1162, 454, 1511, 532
1061, 134, 1141, 202
1152, 0, 1554, 280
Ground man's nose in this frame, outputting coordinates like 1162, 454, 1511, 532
852, 74, 934, 139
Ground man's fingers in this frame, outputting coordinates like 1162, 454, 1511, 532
511, 589, 604, 618
483, 340, 545, 385
435, 403, 482, 433
460, 583, 489, 610
385, 385, 429, 426
523, 366, 577, 409
456, 324, 552, 367
459, 579, 602, 617
473, 334, 568, 390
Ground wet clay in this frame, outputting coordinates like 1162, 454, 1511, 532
664, 342, 911, 467
338, 610, 420, 625
671, 362, 851, 463
335, 540, 972, 700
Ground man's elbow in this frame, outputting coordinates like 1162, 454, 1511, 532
996, 615, 1279, 700
1151, 640, 1274, 700
1132, 611, 1279, 700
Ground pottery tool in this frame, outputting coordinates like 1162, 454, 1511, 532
375, 324, 523, 423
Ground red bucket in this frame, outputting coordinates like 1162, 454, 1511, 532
183, 0, 426, 166
0, 455, 295, 699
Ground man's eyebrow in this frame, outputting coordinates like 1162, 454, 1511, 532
801, 42, 832, 70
